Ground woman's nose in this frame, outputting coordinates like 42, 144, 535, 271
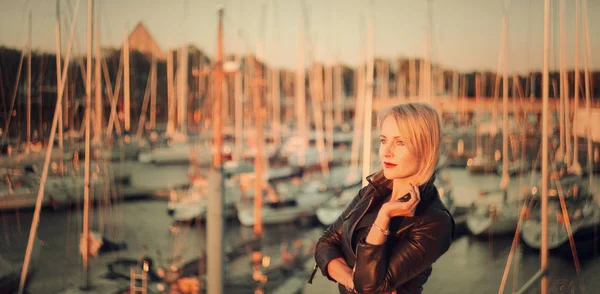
383, 145, 393, 158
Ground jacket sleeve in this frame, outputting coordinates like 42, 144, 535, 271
314, 186, 368, 281
352, 209, 454, 293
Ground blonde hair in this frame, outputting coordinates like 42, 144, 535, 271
370, 102, 441, 186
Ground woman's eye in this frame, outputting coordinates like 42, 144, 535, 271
380, 139, 386, 144
395, 140, 404, 146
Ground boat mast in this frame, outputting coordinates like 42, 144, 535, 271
500, 4, 510, 190
81, 0, 93, 288
349, 16, 365, 178
271, 0, 281, 147
295, 21, 306, 167
233, 30, 243, 162
570, 0, 582, 175
123, 28, 130, 133
560, 0, 571, 167
18, 1, 81, 293
150, 54, 157, 130
207, 6, 225, 294
252, 28, 267, 293
166, 49, 175, 135
310, 62, 329, 176
361, 13, 374, 187
409, 58, 417, 99
104, 52, 123, 138
334, 60, 343, 125
325, 63, 334, 159
541, 0, 550, 291
475, 74, 481, 159
178, 45, 188, 136
56, 0, 64, 172
26, 12, 32, 149
582, 0, 594, 192
93, 10, 102, 144
422, 0, 432, 103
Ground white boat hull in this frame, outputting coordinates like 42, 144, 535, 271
236, 190, 333, 227
316, 207, 343, 226
169, 180, 242, 222
466, 199, 520, 236
466, 214, 518, 236
521, 203, 600, 250
0, 174, 107, 210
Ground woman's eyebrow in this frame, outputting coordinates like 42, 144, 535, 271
379, 135, 402, 139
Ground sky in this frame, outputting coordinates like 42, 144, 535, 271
0, 0, 599, 74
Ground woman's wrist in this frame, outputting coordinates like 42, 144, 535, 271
344, 271, 355, 292
376, 209, 391, 222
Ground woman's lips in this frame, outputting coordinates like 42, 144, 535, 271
383, 162, 397, 168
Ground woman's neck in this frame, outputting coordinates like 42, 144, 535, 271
390, 177, 418, 200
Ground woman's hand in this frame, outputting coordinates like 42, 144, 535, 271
327, 257, 355, 291
381, 183, 421, 218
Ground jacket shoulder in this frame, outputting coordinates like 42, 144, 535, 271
357, 184, 374, 199
415, 196, 456, 240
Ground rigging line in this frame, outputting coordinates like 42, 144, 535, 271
1, 48, 26, 145
428, 0, 436, 67
503, 0, 510, 72
552, 0, 559, 79
37, 55, 47, 138
99, 0, 112, 49
271, 0, 280, 67
525, 0, 533, 74
0, 58, 7, 119
358, 11, 366, 64
63, 0, 90, 94
182, 0, 189, 47
325, 0, 332, 62
15, 0, 32, 51
300, 0, 315, 63
259, 1, 268, 61
0, 4, 33, 142
223, 0, 252, 57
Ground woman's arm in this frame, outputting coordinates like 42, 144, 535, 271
363, 214, 391, 245
326, 257, 354, 290
314, 186, 368, 282
364, 183, 420, 246
353, 210, 454, 294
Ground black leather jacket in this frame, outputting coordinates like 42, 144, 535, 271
312, 174, 455, 294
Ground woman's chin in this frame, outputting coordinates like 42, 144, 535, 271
383, 171, 418, 182
382, 170, 394, 179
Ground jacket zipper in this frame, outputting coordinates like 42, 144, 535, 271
350, 197, 374, 257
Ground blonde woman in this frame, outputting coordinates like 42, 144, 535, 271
311, 102, 455, 294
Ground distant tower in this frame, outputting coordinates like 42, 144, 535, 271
127, 22, 166, 60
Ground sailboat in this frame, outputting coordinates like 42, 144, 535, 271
466, 188, 521, 236
466, 8, 523, 237
0, 16, 73, 170
522, 0, 599, 254
520, 167, 599, 253
236, 177, 335, 227
521, 174, 600, 253
0, 162, 107, 210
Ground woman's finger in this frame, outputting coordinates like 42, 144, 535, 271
409, 191, 419, 208
414, 184, 421, 203
407, 184, 420, 212
413, 185, 421, 201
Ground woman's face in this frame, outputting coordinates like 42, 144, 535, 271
378, 116, 420, 181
